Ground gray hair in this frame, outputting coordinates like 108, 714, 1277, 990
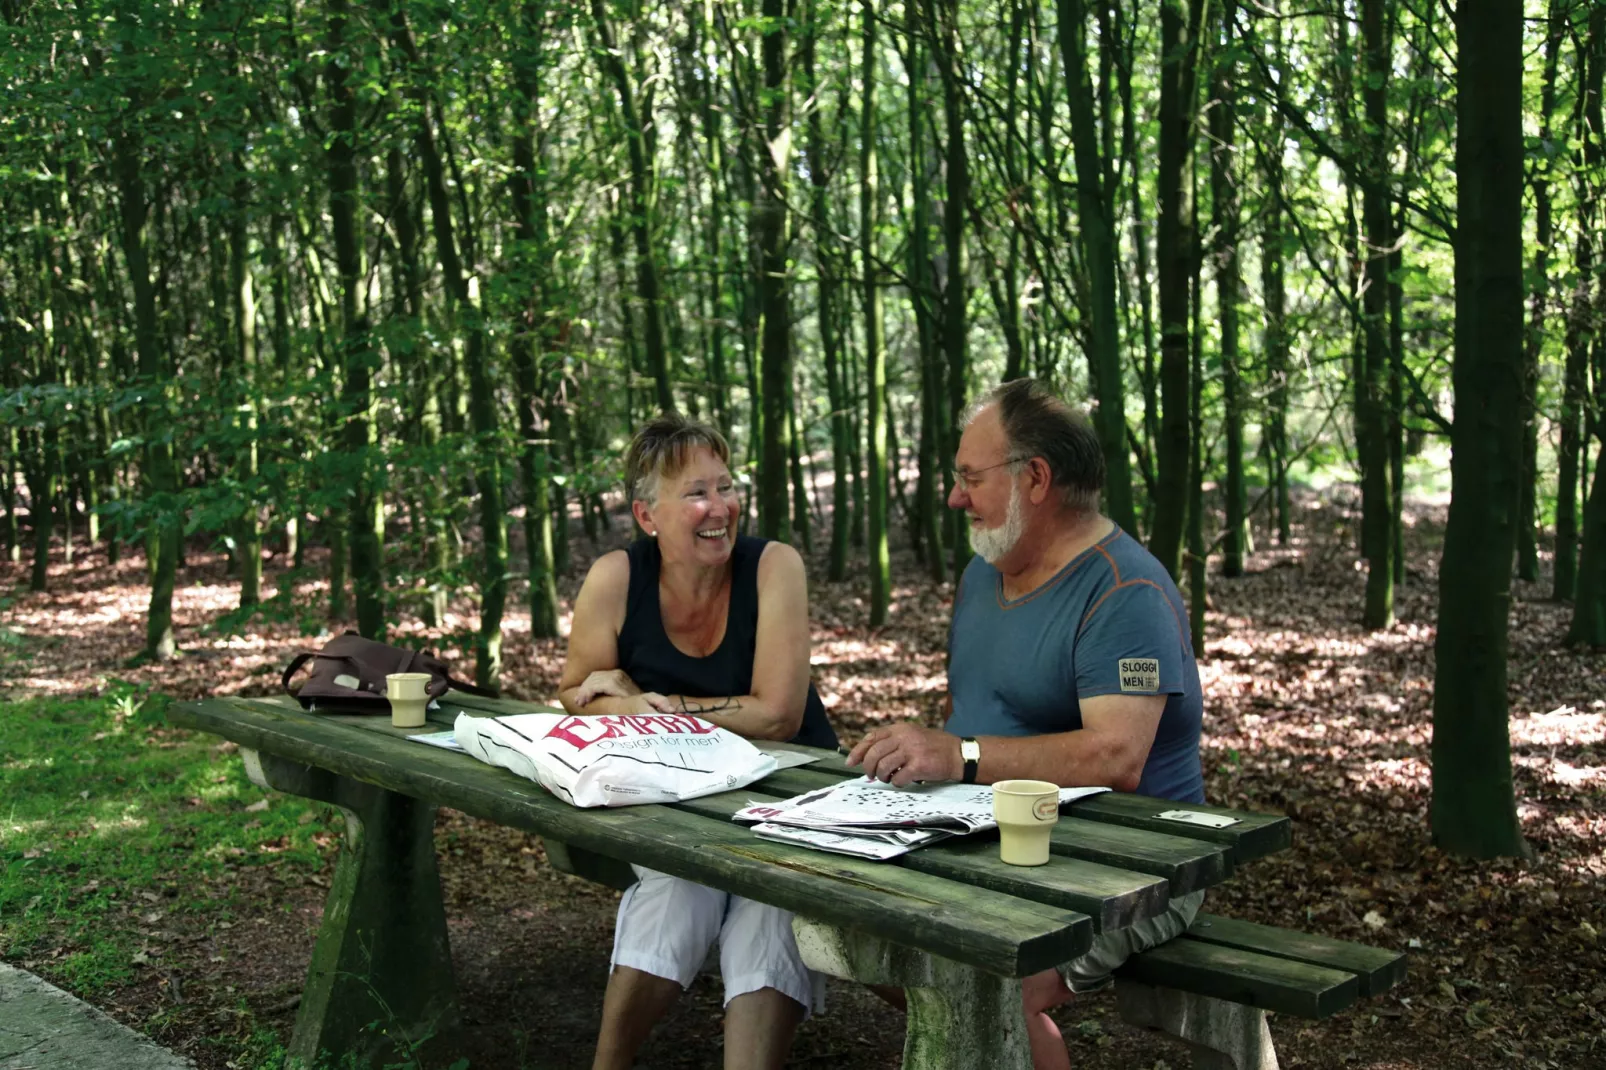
967, 379, 1104, 513
624, 413, 732, 504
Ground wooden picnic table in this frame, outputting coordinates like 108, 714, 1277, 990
169, 691, 1292, 1069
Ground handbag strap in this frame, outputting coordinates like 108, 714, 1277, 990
280, 652, 318, 695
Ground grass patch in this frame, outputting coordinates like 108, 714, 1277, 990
0, 683, 331, 998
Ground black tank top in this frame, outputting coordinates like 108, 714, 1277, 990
616, 535, 838, 750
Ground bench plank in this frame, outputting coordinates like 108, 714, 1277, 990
1116, 938, 1359, 1019
675, 789, 1171, 933
171, 697, 1091, 977
1186, 913, 1406, 997
753, 767, 1234, 894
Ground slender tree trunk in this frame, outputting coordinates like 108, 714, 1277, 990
1519, 6, 1567, 584
589, 0, 672, 413
229, 163, 262, 609
1431, 0, 1528, 859
862, 0, 890, 625
1209, 0, 1245, 577
1187, 163, 1206, 659
511, 3, 560, 639
805, 7, 848, 581
1568, 7, 1606, 642
1260, 8, 1290, 546
110, 55, 178, 661
757, 0, 793, 542
1116, 0, 1157, 515
906, 4, 947, 584
392, 6, 505, 684
1058, 0, 1136, 532
1352, 0, 1394, 628
932, 0, 972, 581
1150, 0, 1208, 579
331, 0, 384, 640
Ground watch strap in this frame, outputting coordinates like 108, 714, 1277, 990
960, 737, 980, 784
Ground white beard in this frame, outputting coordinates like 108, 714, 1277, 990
972, 482, 1025, 564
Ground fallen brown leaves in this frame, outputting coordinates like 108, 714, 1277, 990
2, 489, 1603, 1068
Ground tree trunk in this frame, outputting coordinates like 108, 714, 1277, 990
511, 3, 561, 640
1259, 8, 1290, 547
1557, 7, 1603, 603
110, 50, 179, 661
391, 6, 505, 685
862, 0, 890, 625
590, 0, 672, 413
757, 0, 793, 543
932, 0, 972, 582
1208, 0, 1244, 577
906, 4, 947, 584
332, 0, 384, 641
1430, 0, 1528, 859
229, 162, 262, 610
1568, 7, 1606, 642
1354, 0, 1394, 628
1150, 0, 1208, 579
1057, 0, 1136, 532
1519, 5, 1567, 584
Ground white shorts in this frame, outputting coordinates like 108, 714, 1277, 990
1059, 889, 1206, 994
611, 866, 827, 1017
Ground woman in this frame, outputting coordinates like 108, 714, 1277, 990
558, 413, 838, 1070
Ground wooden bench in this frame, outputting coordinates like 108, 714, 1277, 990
1114, 912, 1406, 1069
168, 692, 1400, 1069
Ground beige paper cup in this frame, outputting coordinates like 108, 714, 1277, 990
386, 672, 432, 729
993, 779, 1060, 866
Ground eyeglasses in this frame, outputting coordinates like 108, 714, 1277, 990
949, 456, 1028, 491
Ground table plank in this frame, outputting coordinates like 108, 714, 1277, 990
1065, 794, 1291, 864
675, 789, 1171, 933
170, 697, 1091, 977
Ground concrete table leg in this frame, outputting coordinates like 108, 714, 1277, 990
1115, 980, 1280, 1070
793, 918, 1032, 1070
243, 749, 459, 1069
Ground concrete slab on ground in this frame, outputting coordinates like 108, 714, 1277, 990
0, 962, 196, 1070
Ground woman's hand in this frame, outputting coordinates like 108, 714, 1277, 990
572, 669, 643, 707
623, 692, 678, 715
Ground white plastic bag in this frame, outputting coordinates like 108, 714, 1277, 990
453, 711, 778, 808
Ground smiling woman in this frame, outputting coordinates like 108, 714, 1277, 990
553, 412, 839, 1070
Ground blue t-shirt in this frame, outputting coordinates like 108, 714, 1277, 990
946, 525, 1204, 803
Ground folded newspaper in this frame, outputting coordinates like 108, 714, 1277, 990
732, 778, 1110, 860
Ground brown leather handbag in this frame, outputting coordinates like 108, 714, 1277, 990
281, 631, 499, 712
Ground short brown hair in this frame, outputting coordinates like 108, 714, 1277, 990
970, 379, 1104, 513
624, 413, 732, 503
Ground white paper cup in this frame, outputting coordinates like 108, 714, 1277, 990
993, 779, 1060, 866
386, 672, 432, 729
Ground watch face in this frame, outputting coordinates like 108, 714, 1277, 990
961, 739, 980, 761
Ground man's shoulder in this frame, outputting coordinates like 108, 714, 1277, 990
1103, 528, 1180, 588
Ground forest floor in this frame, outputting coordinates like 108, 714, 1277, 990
1, 489, 1604, 1070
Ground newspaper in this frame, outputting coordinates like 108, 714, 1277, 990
733, 777, 1110, 860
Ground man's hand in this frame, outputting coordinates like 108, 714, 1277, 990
845, 724, 962, 787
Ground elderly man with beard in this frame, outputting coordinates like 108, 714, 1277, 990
846, 377, 1206, 1070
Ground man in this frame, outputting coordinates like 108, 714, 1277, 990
846, 377, 1205, 1070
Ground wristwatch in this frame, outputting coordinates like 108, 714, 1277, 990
960, 737, 981, 784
